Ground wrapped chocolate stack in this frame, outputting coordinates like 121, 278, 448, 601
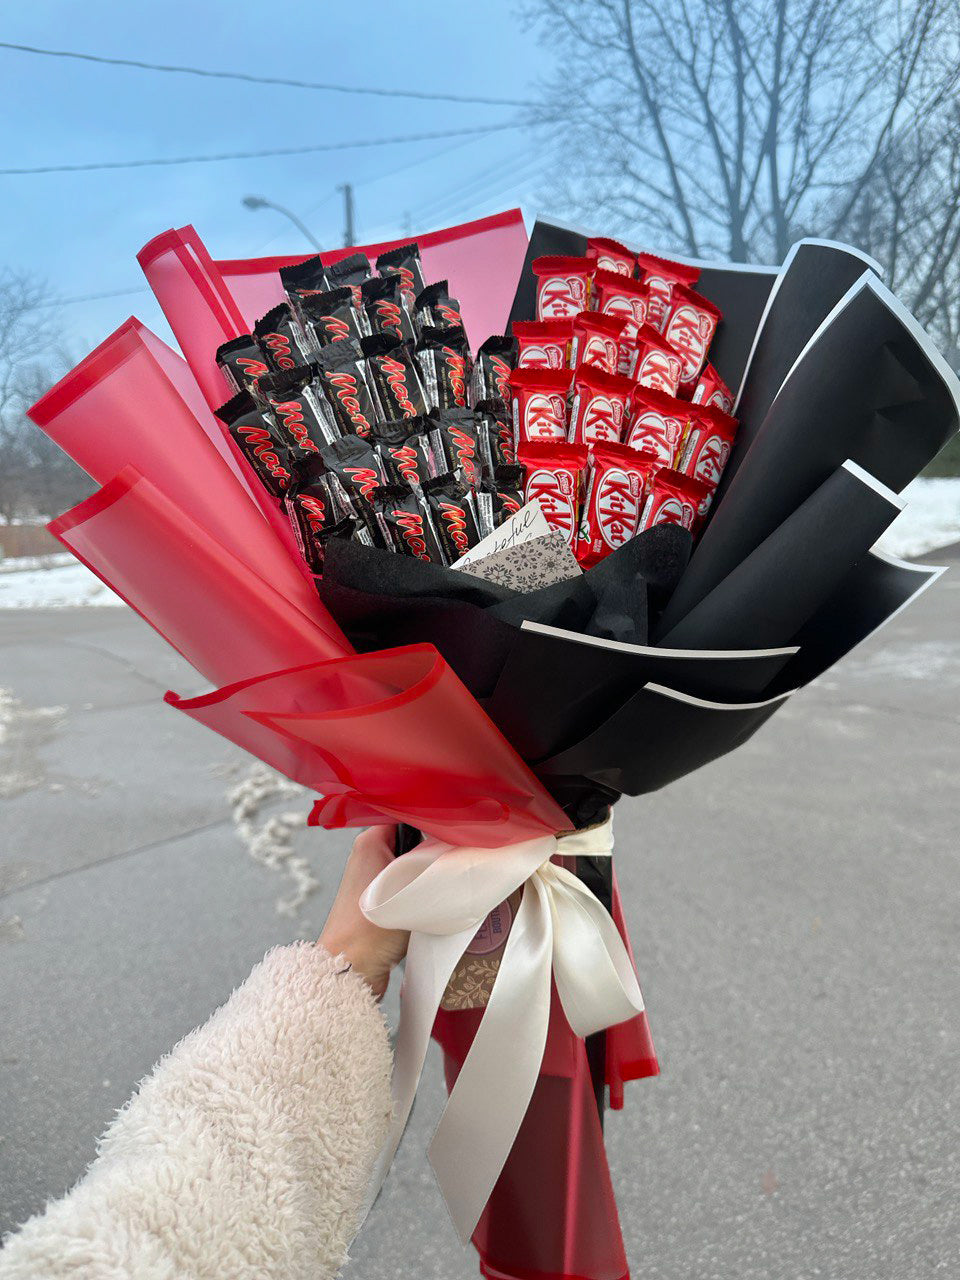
515, 237, 735, 566
212, 233, 739, 589
214, 243, 522, 575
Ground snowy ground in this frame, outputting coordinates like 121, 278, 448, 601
0, 478, 956, 608
0, 556, 123, 609
874, 476, 960, 559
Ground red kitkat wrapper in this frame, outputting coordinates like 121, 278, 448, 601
571, 310, 626, 376
630, 324, 685, 394
634, 251, 701, 332
662, 283, 721, 386
518, 441, 587, 549
638, 466, 711, 533
513, 319, 574, 371
591, 270, 652, 374
568, 366, 633, 447
625, 385, 692, 469
693, 361, 734, 413
532, 255, 594, 320
509, 367, 571, 445
677, 403, 738, 491
585, 236, 636, 277
577, 442, 659, 567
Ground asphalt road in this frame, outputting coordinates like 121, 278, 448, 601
1, 555, 958, 1279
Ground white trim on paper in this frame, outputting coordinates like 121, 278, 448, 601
643, 681, 796, 711
841, 460, 906, 509
866, 563, 948, 631
767, 273, 960, 441
519, 619, 799, 660
869, 546, 948, 574
733, 240, 883, 412
865, 275, 960, 424
856, 550, 948, 643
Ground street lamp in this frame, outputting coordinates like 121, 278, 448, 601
242, 195, 322, 251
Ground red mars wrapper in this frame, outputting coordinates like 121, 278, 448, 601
571, 310, 626, 375
637, 466, 711, 533
692, 361, 734, 413
585, 236, 636, 277
470, 335, 517, 403
510, 367, 571, 445
630, 324, 685, 395
414, 280, 464, 332
474, 398, 516, 470
300, 286, 369, 347
677, 403, 738, 491
568, 366, 633, 447
279, 254, 329, 304
372, 483, 444, 564
577, 442, 659, 567
324, 252, 372, 308
591, 269, 652, 374
362, 274, 417, 344
311, 343, 378, 440
375, 242, 427, 309
625, 385, 692, 469
513, 319, 574, 371
518, 441, 587, 549
427, 408, 483, 489
661, 284, 721, 388
372, 416, 434, 490
258, 366, 338, 455
415, 324, 470, 412
634, 251, 701, 332
422, 472, 483, 562
214, 391, 296, 500
253, 302, 315, 371
285, 465, 349, 573
216, 334, 271, 394
359, 333, 429, 420
532, 255, 594, 319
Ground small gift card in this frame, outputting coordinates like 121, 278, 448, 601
452, 499, 551, 568
441, 890, 523, 1010
458, 530, 582, 592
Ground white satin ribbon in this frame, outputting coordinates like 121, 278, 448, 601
359, 814, 644, 1243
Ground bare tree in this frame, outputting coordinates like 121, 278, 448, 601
0, 270, 88, 525
525, 1, 960, 304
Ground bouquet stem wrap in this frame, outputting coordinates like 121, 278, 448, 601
360, 813, 642, 1242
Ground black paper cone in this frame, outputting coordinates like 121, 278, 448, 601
658, 460, 905, 650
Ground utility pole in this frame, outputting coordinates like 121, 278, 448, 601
338, 183, 355, 247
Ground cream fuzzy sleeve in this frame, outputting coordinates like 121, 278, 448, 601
0, 944, 394, 1280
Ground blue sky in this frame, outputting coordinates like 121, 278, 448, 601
1, 1, 553, 356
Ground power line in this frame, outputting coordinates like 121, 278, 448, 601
35, 286, 151, 307
250, 133, 497, 255
0, 40, 541, 108
0, 123, 521, 176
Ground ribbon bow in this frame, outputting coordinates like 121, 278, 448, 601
360, 815, 644, 1242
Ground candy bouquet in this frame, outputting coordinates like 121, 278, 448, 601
31, 210, 958, 1280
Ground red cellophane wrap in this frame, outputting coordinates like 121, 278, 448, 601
31, 214, 657, 1280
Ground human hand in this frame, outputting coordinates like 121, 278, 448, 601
318, 826, 409, 999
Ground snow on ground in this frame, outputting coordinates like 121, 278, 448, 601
0, 477, 955, 609
874, 477, 960, 560
0, 559, 123, 608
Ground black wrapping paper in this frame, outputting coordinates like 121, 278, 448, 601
721, 239, 884, 494
659, 461, 904, 650
768, 550, 946, 694
657, 274, 960, 634
534, 680, 792, 796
